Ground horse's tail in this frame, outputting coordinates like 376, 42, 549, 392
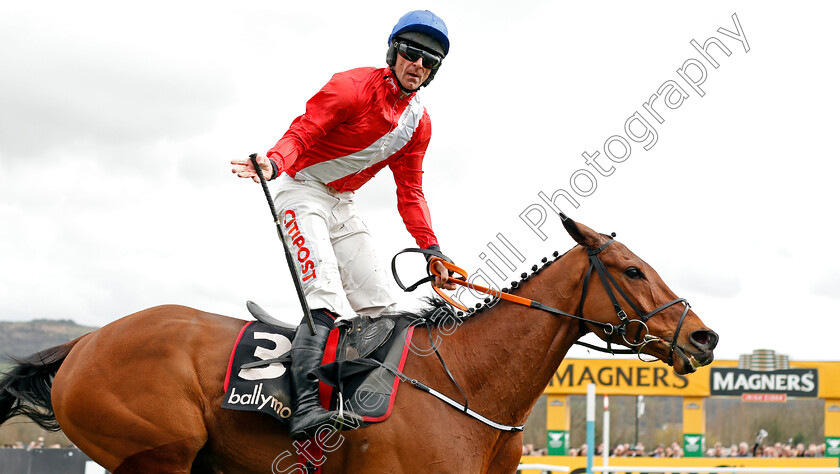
0, 337, 83, 431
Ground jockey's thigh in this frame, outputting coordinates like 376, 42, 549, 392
274, 178, 355, 317
329, 198, 396, 318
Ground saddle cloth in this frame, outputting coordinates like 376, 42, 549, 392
221, 313, 416, 426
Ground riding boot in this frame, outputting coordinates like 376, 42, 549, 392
289, 311, 362, 440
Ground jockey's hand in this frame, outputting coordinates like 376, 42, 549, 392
231, 153, 274, 183
431, 259, 457, 291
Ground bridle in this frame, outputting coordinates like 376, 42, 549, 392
393, 240, 692, 365
573, 239, 691, 366
386, 241, 693, 433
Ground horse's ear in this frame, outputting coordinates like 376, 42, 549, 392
560, 212, 606, 249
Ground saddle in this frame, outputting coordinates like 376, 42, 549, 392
246, 300, 398, 364
221, 301, 417, 426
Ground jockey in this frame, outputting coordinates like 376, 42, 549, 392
231, 10, 456, 441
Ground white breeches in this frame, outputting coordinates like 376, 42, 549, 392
273, 174, 397, 321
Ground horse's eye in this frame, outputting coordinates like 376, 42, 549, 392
624, 267, 645, 279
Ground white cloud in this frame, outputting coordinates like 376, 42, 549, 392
814, 274, 840, 301
1, 1, 839, 364
0, 1, 235, 160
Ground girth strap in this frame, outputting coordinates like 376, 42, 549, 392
345, 357, 525, 432
422, 319, 470, 414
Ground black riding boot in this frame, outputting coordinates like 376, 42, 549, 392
289, 313, 362, 440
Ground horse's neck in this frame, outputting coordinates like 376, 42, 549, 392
448, 251, 587, 424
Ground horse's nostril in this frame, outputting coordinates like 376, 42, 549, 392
690, 330, 719, 350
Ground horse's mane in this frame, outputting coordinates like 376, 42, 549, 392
383, 297, 460, 327
389, 247, 572, 326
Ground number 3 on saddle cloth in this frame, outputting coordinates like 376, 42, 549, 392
221, 301, 417, 427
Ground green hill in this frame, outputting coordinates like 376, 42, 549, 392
0, 319, 96, 364
0, 319, 98, 446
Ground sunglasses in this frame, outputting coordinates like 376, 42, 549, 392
396, 42, 442, 69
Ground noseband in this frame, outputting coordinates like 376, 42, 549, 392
575, 239, 690, 365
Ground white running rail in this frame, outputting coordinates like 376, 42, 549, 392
516, 465, 570, 472
593, 468, 840, 473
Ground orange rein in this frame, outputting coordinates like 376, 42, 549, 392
428, 257, 535, 312
428, 256, 671, 356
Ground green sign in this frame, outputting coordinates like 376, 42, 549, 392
547, 430, 568, 455
683, 433, 705, 457
826, 437, 840, 457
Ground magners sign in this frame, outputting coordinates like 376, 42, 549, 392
543, 358, 838, 397
710, 368, 818, 398
545, 359, 709, 396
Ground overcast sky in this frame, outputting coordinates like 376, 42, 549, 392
1, 1, 838, 363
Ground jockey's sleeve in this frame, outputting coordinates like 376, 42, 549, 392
390, 118, 438, 250
266, 73, 358, 176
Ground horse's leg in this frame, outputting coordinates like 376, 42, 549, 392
485, 432, 525, 474
319, 326, 532, 474
52, 306, 228, 473
203, 408, 299, 473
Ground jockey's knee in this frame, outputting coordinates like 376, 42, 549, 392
346, 286, 396, 318
355, 302, 397, 319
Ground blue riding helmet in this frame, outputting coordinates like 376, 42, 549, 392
388, 10, 450, 57
386, 10, 450, 89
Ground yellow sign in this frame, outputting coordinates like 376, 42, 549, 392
545, 359, 840, 398
544, 358, 712, 396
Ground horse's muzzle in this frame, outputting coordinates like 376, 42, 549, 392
690, 328, 718, 356
672, 328, 718, 374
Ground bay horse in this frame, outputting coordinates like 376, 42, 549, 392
0, 216, 717, 473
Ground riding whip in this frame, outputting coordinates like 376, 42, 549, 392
249, 154, 316, 336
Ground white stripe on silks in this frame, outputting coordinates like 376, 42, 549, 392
295, 96, 425, 184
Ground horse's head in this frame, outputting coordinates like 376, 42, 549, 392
561, 214, 718, 375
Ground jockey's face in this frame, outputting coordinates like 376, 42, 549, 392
393, 51, 432, 91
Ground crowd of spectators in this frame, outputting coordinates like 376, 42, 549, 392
523, 440, 828, 458
705, 441, 825, 458
0, 437, 73, 450
521, 443, 548, 456
609, 442, 684, 457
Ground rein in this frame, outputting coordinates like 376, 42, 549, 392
393, 243, 690, 364
389, 242, 691, 432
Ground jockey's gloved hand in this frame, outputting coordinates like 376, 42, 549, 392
425, 244, 457, 290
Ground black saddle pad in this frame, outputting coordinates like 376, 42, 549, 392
222, 322, 295, 421
221, 317, 416, 425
